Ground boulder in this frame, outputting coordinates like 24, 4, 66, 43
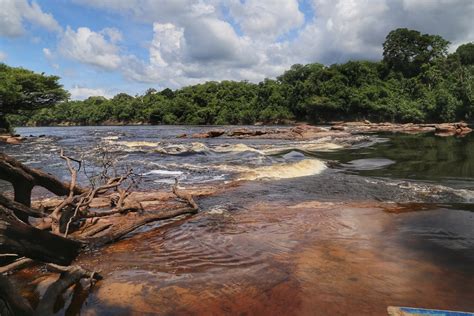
0, 135, 24, 144
191, 133, 210, 138
207, 130, 225, 138
331, 125, 346, 131
190, 129, 225, 138
227, 128, 266, 137
435, 123, 472, 136
6, 137, 22, 144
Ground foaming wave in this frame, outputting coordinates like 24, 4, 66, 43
154, 142, 209, 155
212, 143, 263, 154
143, 170, 184, 176
112, 141, 344, 157
114, 141, 159, 148
234, 159, 327, 181
262, 142, 343, 156
154, 143, 262, 156
102, 136, 119, 140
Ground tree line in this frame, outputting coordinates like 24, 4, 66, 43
1, 28, 473, 131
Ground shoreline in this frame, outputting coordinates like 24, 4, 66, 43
3, 123, 474, 314
1, 121, 472, 145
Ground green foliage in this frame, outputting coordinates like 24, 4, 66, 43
455, 43, 474, 65
6, 28, 474, 127
383, 28, 450, 77
0, 63, 69, 115
0, 63, 68, 133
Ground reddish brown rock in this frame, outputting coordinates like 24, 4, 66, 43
191, 129, 225, 138
191, 133, 211, 138
331, 125, 346, 131
435, 122, 472, 136
0, 135, 24, 144
227, 128, 268, 137
184, 121, 471, 141
207, 130, 225, 138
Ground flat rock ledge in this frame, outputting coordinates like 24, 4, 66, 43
184, 121, 472, 140
0, 135, 25, 145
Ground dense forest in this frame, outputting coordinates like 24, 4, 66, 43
1, 28, 473, 130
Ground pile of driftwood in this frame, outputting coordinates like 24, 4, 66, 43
0, 151, 199, 315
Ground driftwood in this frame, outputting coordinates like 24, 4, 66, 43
0, 193, 45, 218
85, 205, 198, 246
0, 151, 201, 313
0, 264, 101, 316
0, 257, 34, 274
0, 152, 85, 221
35, 265, 102, 316
0, 205, 81, 265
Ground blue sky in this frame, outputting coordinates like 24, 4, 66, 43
1, 0, 473, 99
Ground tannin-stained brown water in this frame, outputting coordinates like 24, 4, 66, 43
14, 196, 474, 315
4, 126, 474, 315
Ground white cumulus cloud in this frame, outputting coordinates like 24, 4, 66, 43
0, 0, 61, 37
48, 0, 474, 89
69, 86, 112, 100
0, 51, 7, 62
58, 26, 122, 70
229, 0, 304, 39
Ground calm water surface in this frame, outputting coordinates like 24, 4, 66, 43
3, 126, 474, 315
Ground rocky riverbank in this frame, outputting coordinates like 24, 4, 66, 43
2, 122, 471, 145
0, 135, 25, 144
182, 121, 472, 140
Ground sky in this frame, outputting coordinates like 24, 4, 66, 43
0, 0, 473, 100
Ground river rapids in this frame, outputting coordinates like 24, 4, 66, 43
1, 125, 473, 315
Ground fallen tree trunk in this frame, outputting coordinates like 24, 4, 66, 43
0, 257, 34, 274
0, 151, 203, 314
0, 206, 81, 265
0, 264, 101, 316
85, 206, 198, 247
0, 153, 86, 212
0, 193, 46, 218
35, 265, 102, 316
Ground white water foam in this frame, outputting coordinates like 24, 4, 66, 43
143, 170, 184, 176
228, 159, 327, 181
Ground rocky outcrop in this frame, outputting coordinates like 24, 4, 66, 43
191, 129, 225, 138
331, 121, 472, 136
0, 135, 24, 144
180, 121, 472, 141
182, 124, 350, 140
434, 122, 472, 136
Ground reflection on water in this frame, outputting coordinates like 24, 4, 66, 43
317, 132, 474, 190
3, 126, 474, 315
15, 198, 474, 315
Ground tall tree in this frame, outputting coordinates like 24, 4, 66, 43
0, 63, 68, 133
455, 42, 474, 65
383, 28, 450, 77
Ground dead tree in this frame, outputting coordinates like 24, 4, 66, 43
0, 205, 81, 265
0, 152, 85, 221
0, 264, 101, 316
0, 150, 201, 313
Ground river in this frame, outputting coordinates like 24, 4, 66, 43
2, 126, 474, 315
